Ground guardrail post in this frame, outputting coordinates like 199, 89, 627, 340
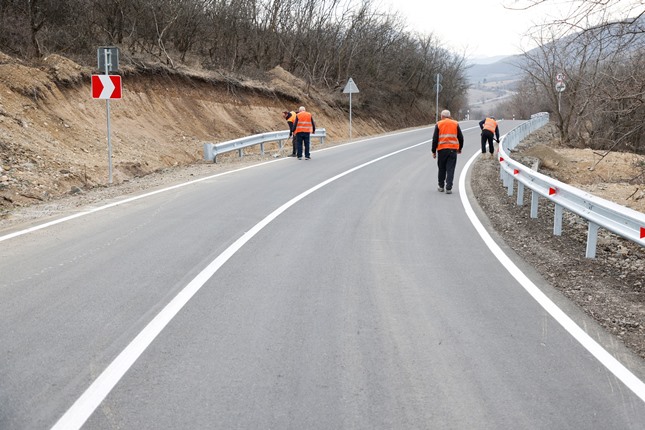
586, 222, 599, 258
260, 143, 265, 156
517, 182, 524, 206
531, 191, 539, 218
553, 204, 563, 236
238, 149, 243, 158
502, 170, 510, 188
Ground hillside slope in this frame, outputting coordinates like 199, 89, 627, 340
0, 53, 388, 215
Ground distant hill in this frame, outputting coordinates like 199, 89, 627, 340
464, 15, 644, 116
468, 55, 512, 65
466, 56, 523, 85
465, 56, 524, 115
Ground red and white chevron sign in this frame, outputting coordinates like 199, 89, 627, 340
91, 75, 122, 99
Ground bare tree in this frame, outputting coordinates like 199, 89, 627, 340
27, 0, 45, 56
0, 0, 471, 126
512, 0, 645, 152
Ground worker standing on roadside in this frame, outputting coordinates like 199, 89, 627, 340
283, 110, 297, 157
432, 109, 464, 194
479, 115, 500, 157
292, 106, 316, 160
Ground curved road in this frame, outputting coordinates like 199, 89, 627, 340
1, 121, 645, 429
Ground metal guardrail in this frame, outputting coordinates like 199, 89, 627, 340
203, 129, 327, 162
498, 113, 645, 258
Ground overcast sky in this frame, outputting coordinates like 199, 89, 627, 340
380, 0, 564, 59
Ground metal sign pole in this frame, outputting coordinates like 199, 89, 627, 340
555, 79, 566, 115
434, 73, 443, 123
343, 78, 359, 142
104, 49, 113, 184
349, 92, 352, 141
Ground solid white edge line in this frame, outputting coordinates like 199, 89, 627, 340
459, 150, 645, 403
50, 141, 428, 430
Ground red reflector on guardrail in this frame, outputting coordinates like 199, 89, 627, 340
641, 227, 645, 239
513, 169, 519, 175
549, 188, 556, 195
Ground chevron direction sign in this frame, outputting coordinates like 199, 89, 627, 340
91, 75, 122, 99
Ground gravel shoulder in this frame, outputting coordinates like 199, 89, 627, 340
470, 132, 645, 365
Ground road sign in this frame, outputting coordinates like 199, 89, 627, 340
555, 81, 566, 93
556, 72, 565, 82
92, 75, 122, 99
343, 77, 359, 140
343, 77, 359, 94
434, 83, 443, 93
98, 46, 119, 73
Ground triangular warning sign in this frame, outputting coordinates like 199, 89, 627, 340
343, 78, 359, 94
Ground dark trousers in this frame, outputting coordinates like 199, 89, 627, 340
296, 132, 311, 158
437, 149, 458, 190
291, 134, 297, 155
481, 130, 495, 154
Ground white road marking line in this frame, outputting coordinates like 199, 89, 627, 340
1, 127, 429, 244
50, 141, 427, 430
459, 149, 645, 403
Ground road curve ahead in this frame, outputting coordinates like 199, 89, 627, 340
1, 122, 645, 429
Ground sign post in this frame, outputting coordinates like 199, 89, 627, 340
555, 72, 566, 114
94, 46, 120, 184
343, 77, 360, 141
434, 73, 443, 123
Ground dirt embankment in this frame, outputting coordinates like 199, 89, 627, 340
512, 125, 645, 213
0, 53, 388, 215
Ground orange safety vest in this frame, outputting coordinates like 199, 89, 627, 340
286, 111, 296, 124
294, 111, 313, 134
483, 117, 497, 133
436, 118, 460, 151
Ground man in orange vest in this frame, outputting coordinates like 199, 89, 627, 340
283, 110, 297, 156
479, 115, 500, 157
432, 109, 464, 194
292, 106, 316, 160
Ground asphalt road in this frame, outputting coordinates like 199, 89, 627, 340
2, 122, 645, 429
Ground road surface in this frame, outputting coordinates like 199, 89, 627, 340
1, 121, 645, 429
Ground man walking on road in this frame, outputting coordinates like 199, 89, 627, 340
293, 106, 316, 160
432, 109, 464, 194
